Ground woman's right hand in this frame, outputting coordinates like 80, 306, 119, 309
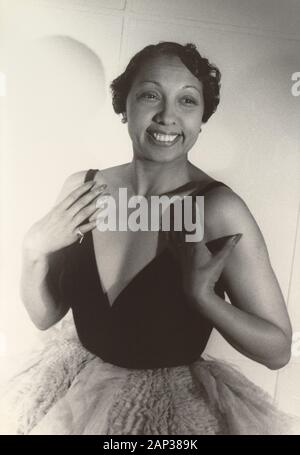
23, 181, 109, 259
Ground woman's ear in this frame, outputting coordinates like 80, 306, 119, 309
121, 112, 127, 124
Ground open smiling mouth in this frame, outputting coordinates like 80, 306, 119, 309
146, 130, 183, 147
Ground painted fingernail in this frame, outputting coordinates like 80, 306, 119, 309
231, 233, 243, 244
94, 185, 108, 194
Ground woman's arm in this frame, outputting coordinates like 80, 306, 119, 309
20, 170, 99, 330
20, 246, 69, 330
191, 187, 292, 370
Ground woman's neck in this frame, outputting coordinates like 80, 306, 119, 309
127, 157, 197, 197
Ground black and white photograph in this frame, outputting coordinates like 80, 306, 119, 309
0, 0, 300, 436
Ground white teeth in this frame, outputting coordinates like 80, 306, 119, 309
152, 132, 179, 142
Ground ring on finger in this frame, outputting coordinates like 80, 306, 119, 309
75, 227, 85, 244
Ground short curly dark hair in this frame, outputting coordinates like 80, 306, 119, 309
110, 41, 221, 123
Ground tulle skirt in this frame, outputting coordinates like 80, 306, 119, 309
0, 323, 298, 435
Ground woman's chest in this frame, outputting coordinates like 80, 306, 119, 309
91, 227, 161, 307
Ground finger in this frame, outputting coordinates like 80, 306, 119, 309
73, 219, 98, 237
68, 185, 109, 217
59, 181, 105, 211
72, 193, 111, 226
74, 219, 98, 233
88, 204, 109, 222
211, 233, 243, 265
191, 238, 213, 264
58, 180, 96, 210
68, 185, 108, 217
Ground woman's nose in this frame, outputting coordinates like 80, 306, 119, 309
153, 101, 177, 125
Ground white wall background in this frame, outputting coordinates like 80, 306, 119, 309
0, 0, 299, 416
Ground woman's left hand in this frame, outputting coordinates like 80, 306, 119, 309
168, 229, 243, 310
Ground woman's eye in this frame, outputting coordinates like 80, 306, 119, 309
139, 92, 159, 101
182, 97, 197, 106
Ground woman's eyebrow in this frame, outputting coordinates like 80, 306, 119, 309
138, 80, 161, 86
183, 85, 202, 94
137, 81, 201, 94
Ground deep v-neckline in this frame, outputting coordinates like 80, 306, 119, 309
84, 175, 224, 310
87, 231, 170, 310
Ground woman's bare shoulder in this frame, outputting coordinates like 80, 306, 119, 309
203, 184, 266, 250
65, 169, 90, 185
204, 183, 248, 218
55, 164, 130, 205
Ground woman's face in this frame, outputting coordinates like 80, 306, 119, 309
125, 54, 205, 163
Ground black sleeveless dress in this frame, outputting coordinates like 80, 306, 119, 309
0, 170, 295, 435
62, 169, 229, 370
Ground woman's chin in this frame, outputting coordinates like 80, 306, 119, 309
138, 150, 185, 164
134, 144, 188, 164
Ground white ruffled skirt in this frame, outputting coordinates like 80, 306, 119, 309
0, 322, 298, 435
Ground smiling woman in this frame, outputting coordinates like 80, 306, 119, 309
126, 56, 203, 161
0, 41, 298, 435
111, 42, 219, 163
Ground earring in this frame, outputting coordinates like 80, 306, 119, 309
121, 113, 127, 124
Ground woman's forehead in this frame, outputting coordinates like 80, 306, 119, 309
132, 54, 202, 90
